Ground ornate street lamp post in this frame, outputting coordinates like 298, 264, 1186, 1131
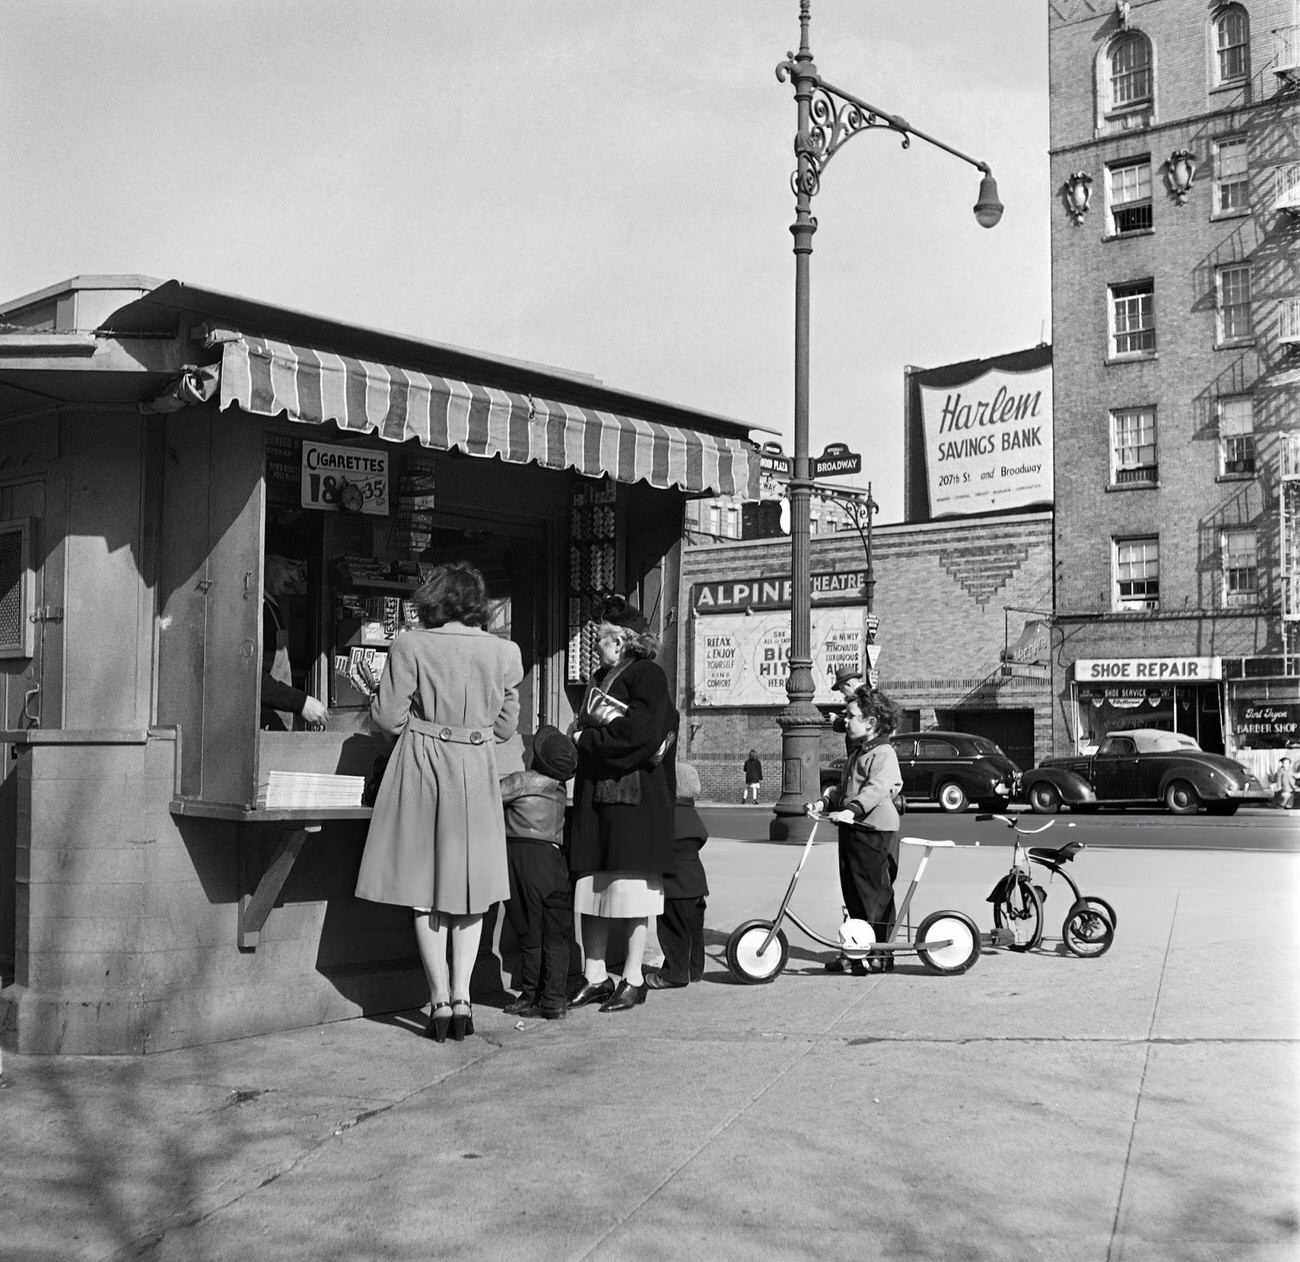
770, 0, 1003, 841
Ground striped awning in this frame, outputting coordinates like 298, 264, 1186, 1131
203, 329, 757, 498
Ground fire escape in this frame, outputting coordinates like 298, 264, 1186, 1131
1283, 429, 1300, 673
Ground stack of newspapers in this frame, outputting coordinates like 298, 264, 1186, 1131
255, 771, 367, 810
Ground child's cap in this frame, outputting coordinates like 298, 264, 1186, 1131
676, 760, 702, 801
531, 725, 578, 782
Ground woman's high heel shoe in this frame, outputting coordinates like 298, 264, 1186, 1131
449, 1000, 474, 1041
425, 1003, 453, 1043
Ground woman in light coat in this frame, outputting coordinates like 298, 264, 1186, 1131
355, 561, 523, 1042
813, 686, 904, 974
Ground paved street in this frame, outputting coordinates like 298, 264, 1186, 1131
2, 831, 1297, 1261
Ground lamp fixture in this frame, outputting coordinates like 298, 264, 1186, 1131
1063, 171, 1093, 225
1166, 148, 1198, 205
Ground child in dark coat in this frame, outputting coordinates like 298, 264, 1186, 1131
501, 726, 579, 1019
647, 759, 710, 989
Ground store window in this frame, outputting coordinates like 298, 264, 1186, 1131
1213, 135, 1249, 213
1110, 280, 1156, 357
1216, 263, 1253, 342
1108, 33, 1153, 112
1111, 407, 1158, 485
1114, 536, 1159, 611
1107, 158, 1153, 234
0, 516, 35, 658
1218, 396, 1256, 475
1213, 5, 1250, 85
1222, 526, 1259, 605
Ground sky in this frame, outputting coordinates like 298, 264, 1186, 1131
2, 1, 1050, 524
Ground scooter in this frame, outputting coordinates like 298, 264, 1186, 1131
725, 814, 1011, 983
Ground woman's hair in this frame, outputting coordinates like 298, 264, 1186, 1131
414, 561, 490, 628
598, 620, 660, 661
849, 684, 899, 737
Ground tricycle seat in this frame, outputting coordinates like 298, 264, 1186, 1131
1029, 840, 1083, 864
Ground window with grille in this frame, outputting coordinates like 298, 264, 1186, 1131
1218, 396, 1256, 475
1108, 158, 1153, 234
1115, 537, 1159, 611
1109, 33, 1153, 110
1111, 407, 1158, 484
1217, 263, 1253, 341
1214, 6, 1249, 84
1213, 136, 1249, 212
1110, 280, 1156, 356
1222, 527, 1258, 604
0, 518, 35, 659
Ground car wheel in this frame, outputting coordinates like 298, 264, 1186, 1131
1027, 782, 1061, 815
937, 781, 968, 813
1164, 779, 1200, 815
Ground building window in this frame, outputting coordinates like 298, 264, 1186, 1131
1110, 280, 1156, 356
1108, 33, 1153, 111
1111, 407, 1158, 484
809, 513, 820, 535
1213, 6, 1250, 84
1222, 527, 1258, 604
1107, 158, 1153, 233
1213, 136, 1249, 213
1115, 537, 1159, 610
1219, 396, 1256, 475
725, 505, 740, 538
707, 504, 721, 537
1216, 263, 1253, 342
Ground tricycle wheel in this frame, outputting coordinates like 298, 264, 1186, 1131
1082, 896, 1117, 930
725, 920, 789, 984
993, 877, 1044, 952
915, 910, 981, 974
1063, 906, 1115, 957
1027, 782, 1062, 814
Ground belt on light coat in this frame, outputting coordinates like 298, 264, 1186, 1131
407, 716, 489, 745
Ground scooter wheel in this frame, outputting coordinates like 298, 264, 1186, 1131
1063, 906, 1115, 958
725, 920, 789, 984
915, 910, 982, 975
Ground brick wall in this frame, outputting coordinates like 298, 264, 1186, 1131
678, 513, 1054, 804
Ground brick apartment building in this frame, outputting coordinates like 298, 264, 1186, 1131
1048, 0, 1300, 777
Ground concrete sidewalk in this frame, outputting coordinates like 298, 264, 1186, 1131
3, 840, 1297, 1261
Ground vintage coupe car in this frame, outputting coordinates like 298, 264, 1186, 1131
1019, 728, 1271, 815
820, 730, 1021, 813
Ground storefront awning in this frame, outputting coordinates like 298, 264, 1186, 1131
200, 328, 758, 498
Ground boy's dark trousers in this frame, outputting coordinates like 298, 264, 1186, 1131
657, 895, 706, 984
505, 839, 573, 1010
837, 825, 899, 943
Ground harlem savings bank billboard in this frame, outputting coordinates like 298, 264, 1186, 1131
904, 345, 1053, 521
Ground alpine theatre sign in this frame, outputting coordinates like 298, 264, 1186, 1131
693, 569, 869, 612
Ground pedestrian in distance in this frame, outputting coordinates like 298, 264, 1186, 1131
743, 748, 763, 804
830, 664, 865, 753
567, 594, 678, 1013
354, 561, 524, 1044
1273, 757, 1296, 810
647, 758, 709, 989
500, 725, 581, 1020
811, 685, 904, 975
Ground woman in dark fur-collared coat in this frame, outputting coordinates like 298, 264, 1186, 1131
567, 595, 677, 1013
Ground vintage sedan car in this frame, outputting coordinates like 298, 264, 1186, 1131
1019, 728, 1271, 815
819, 730, 1021, 813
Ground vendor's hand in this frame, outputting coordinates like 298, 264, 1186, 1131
826, 809, 855, 825
805, 801, 823, 817
301, 695, 329, 730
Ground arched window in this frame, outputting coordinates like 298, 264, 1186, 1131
1213, 6, 1249, 84
1109, 32, 1153, 111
